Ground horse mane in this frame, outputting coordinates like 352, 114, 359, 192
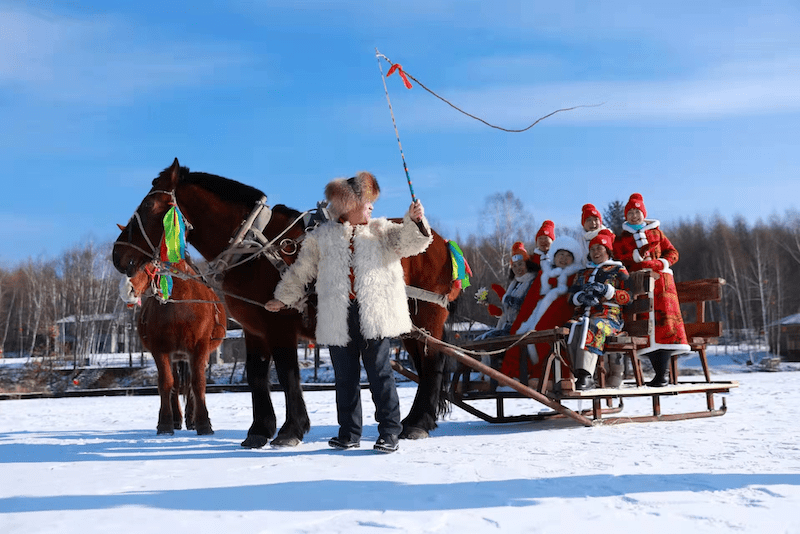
273, 204, 303, 219
153, 165, 266, 207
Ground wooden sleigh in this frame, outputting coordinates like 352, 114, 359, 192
394, 272, 738, 427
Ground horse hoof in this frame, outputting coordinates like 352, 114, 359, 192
400, 427, 429, 440
196, 426, 214, 436
241, 434, 269, 449
270, 435, 301, 447
157, 427, 175, 435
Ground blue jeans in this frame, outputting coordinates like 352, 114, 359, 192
329, 301, 402, 443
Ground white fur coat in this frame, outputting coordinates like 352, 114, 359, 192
274, 212, 433, 346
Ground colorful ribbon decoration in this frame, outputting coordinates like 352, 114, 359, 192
160, 205, 186, 264
157, 274, 174, 302
154, 205, 187, 301
448, 240, 472, 290
386, 63, 413, 89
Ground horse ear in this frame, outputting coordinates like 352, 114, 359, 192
117, 223, 126, 231
169, 158, 181, 188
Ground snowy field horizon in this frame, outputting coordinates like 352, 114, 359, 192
0, 343, 789, 390
2, 347, 799, 533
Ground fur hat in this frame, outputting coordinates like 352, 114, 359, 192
536, 220, 556, 241
324, 172, 381, 218
625, 193, 647, 219
510, 241, 529, 264
581, 204, 603, 226
589, 228, 616, 254
549, 235, 582, 264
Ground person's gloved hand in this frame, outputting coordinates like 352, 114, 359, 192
576, 291, 599, 308
586, 282, 607, 298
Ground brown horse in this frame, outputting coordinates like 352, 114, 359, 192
112, 159, 458, 447
120, 259, 226, 435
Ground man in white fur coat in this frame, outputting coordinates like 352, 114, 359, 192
265, 172, 432, 453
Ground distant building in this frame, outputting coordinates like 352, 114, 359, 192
770, 313, 800, 361
446, 321, 492, 343
55, 312, 135, 355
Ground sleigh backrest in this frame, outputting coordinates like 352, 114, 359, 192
676, 278, 725, 339
619, 270, 655, 338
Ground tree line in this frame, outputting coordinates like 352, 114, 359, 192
0, 242, 125, 359
1, 194, 798, 358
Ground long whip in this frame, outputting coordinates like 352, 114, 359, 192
375, 48, 429, 237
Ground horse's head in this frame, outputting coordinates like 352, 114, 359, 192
112, 158, 182, 276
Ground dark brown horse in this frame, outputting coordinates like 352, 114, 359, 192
112, 159, 458, 447
120, 259, 225, 435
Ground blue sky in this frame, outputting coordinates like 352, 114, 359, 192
2, 1, 799, 266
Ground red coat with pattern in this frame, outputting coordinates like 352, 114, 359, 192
567, 260, 631, 356
613, 220, 689, 354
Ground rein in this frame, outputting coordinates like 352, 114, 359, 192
405, 325, 569, 361
125, 186, 450, 311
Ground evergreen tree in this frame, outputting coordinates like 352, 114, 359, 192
604, 200, 625, 236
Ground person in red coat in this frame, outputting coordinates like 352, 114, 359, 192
515, 235, 584, 386
495, 221, 554, 380
532, 220, 555, 269
479, 242, 540, 339
567, 229, 631, 390
579, 203, 608, 267
613, 193, 690, 387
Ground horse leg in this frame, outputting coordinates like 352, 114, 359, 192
172, 361, 187, 430
154, 353, 176, 435
241, 338, 277, 448
189, 349, 213, 435
270, 345, 310, 447
400, 342, 448, 439
184, 386, 195, 431
401, 302, 451, 439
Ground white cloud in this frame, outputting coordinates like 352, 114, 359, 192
0, 6, 255, 106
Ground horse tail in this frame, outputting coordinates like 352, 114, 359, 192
174, 360, 190, 402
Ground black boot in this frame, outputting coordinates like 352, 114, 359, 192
574, 369, 595, 391
647, 352, 671, 387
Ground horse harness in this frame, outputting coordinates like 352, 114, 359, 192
196, 196, 450, 310
129, 190, 449, 311
132, 260, 227, 342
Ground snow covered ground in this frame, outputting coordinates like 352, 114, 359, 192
1, 352, 799, 533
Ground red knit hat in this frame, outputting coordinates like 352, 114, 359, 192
536, 220, 555, 241
510, 241, 529, 264
624, 193, 647, 219
589, 228, 615, 253
581, 204, 603, 226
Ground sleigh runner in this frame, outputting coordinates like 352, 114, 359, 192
396, 272, 738, 426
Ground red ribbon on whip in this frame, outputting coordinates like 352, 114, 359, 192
386, 64, 413, 89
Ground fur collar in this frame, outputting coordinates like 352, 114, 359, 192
583, 224, 608, 242
622, 218, 660, 249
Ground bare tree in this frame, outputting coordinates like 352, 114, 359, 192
477, 191, 535, 278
